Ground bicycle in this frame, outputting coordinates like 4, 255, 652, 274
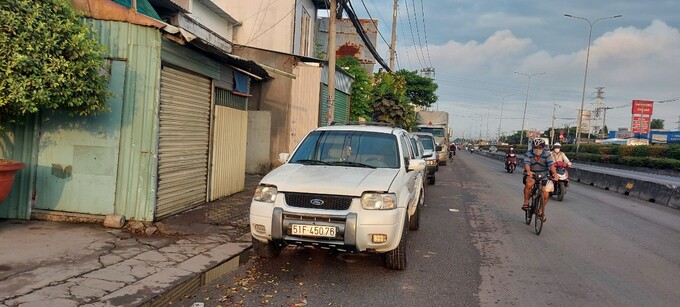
524, 173, 547, 235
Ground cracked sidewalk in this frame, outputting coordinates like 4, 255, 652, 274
0, 174, 262, 306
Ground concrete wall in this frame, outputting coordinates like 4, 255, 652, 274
222, 0, 296, 54
232, 46, 294, 166
246, 111, 272, 174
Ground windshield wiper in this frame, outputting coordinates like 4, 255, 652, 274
294, 159, 331, 165
329, 161, 377, 169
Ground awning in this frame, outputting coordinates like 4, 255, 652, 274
162, 26, 270, 81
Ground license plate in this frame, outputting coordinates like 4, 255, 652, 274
291, 224, 337, 238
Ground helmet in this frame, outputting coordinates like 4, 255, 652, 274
532, 138, 546, 148
553, 142, 561, 148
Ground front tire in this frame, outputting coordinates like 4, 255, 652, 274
252, 237, 283, 258
385, 216, 408, 270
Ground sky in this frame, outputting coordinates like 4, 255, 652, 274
349, 0, 680, 140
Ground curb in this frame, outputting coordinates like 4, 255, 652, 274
143, 245, 252, 307
474, 151, 680, 209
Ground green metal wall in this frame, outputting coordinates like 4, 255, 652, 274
0, 115, 39, 220
319, 85, 350, 126
87, 20, 162, 221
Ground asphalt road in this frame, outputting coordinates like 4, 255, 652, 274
173, 153, 680, 307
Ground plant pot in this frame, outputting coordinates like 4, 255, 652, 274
0, 160, 26, 204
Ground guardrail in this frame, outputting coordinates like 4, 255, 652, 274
475, 150, 680, 209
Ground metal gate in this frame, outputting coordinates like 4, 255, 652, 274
156, 66, 211, 218
210, 88, 248, 200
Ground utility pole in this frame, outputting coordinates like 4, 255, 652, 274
602, 106, 613, 138
325, 0, 337, 125
550, 102, 561, 145
676, 116, 680, 130
389, 0, 398, 71
493, 93, 514, 143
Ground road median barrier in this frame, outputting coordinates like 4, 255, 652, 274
475, 150, 680, 209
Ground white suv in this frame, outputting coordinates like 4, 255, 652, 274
249, 124, 426, 270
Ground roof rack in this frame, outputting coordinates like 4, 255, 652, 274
330, 121, 395, 127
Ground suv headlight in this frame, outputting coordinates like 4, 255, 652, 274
361, 193, 397, 210
254, 185, 278, 203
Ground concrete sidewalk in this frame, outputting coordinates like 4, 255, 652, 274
0, 174, 262, 307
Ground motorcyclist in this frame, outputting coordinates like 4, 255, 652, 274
550, 143, 571, 167
448, 142, 456, 159
522, 139, 559, 222
504, 145, 515, 161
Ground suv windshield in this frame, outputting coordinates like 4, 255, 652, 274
418, 135, 435, 150
417, 127, 445, 137
290, 130, 400, 169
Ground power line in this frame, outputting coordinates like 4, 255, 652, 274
409, 0, 428, 68
397, 4, 413, 69
403, 0, 425, 69
359, 0, 391, 51
419, 0, 433, 67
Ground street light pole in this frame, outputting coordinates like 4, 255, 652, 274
550, 103, 561, 145
514, 72, 546, 145
564, 13, 622, 151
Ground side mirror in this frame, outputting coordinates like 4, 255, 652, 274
278, 153, 290, 164
436, 145, 443, 151
408, 159, 426, 172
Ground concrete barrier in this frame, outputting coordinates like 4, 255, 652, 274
475, 150, 680, 209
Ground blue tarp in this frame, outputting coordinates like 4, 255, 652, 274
233, 70, 250, 96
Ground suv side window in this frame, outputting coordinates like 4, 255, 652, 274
400, 134, 411, 159
410, 138, 421, 158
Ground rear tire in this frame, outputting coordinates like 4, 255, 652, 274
557, 182, 566, 201
252, 237, 283, 258
385, 216, 408, 270
409, 188, 423, 231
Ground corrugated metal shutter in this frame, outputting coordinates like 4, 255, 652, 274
334, 91, 349, 124
319, 85, 350, 126
157, 66, 211, 218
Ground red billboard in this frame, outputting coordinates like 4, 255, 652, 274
632, 100, 654, 115
632, 115, 651, 134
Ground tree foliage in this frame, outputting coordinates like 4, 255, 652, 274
0, 0, 109, 123
650, 118, 664, 129
336, 56, 371, 121
395, 69, 438, 108
370, 72, 414, 129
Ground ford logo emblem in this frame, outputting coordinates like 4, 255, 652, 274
310, 199, 325, 206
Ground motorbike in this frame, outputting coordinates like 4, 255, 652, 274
505, 153, 517, 173
551, 161, 569, 201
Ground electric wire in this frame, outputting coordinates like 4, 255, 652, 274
410, 0, 428, 68
246, 7, 296, 45
359, 0, 392, 52
403, 0, 425, 69
419, 0, 433, 67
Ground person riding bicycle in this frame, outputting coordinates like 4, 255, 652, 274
550, 142, 572, 167
522, 139, 559, 221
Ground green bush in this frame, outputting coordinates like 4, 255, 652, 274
0, 0, 109, 123
663, 145, 680, 160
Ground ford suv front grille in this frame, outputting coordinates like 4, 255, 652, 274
285, 193, 352, 210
